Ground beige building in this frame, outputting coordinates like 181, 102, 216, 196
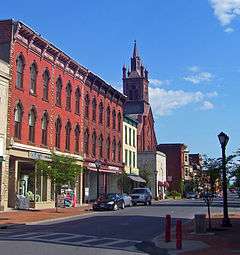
138, 151, 167, 199
0, 60, 10, 210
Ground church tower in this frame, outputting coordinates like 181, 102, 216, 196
123, 41, 149, 103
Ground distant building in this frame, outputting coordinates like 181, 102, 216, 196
122, 41, 157, 153
138, 151, 167, 199
157, 144, 190, 193
0, 60, 10, 210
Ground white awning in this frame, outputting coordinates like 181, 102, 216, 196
128, 175, 146, 183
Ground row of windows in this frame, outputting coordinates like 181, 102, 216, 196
16, 54, 122, 130
124, 125, 136, 147
14, 102, 122, 162
124, 149, 136, 168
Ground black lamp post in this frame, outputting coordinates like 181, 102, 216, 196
154, 170, 158, 200
94, 160, 102, 199
218, 132, 232, 227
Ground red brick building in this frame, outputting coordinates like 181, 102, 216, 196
157, 144, 189, 193
123, 41, 157, 152
0, 19, 125, 209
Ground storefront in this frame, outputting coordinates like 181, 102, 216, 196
7, 142, 83, 209
82, 162, 122, 202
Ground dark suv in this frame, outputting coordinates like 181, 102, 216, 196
130, 188, 152, 206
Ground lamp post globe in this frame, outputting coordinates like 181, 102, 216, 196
94, 160, 102, 200
217, 132, 231, 227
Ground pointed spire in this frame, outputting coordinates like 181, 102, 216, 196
133, 40, 139, 58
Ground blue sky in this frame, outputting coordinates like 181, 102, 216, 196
1, 0, 240, 157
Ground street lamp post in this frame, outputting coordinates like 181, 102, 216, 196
94, 160, 102, 199
154, 170, 158, 200
218, 132, 232, 227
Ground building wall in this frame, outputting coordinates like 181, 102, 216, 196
0, 60, 10, 210
123, 118, 139, 175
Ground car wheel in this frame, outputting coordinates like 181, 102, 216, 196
132, 202, 136, 206
113, 204, 118, 211
129, 201, 133, 207
144, 200, 148, 206
148, 200, 152, 206
121, 202, 125, 209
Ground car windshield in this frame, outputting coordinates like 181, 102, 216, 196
132, 189, 147, 194
106, 193, 117, 200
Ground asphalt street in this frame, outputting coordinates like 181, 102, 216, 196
0, 194, 239, 255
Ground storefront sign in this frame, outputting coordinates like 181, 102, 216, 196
108, 166, 120, 171
28, 151, 51, 161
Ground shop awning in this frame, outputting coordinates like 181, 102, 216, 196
128, 175, 146, 183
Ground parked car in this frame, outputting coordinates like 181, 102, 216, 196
130, 188, 152, 206
92, 193, 124, 211
185, 192, 198, 199
122, 193, 132, 207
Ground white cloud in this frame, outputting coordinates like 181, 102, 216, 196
209, 0, 240, 26
149, 87, 217, 116
149, 79, 171, 86
188, 66, 200, 72
200, 101, 214, 110
183, 72, 214, 84
224, 27, 235, 32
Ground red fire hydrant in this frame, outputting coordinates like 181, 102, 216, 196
165, 214, 171, 242
176, 219, 182, 249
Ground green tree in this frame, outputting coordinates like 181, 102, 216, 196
139, 163, 152, 188
36, 152, 83, 212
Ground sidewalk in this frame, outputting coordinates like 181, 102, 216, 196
154, 213, 240, 255
0, 204, 92, 227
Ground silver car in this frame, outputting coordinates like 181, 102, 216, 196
130, 188, 152, 206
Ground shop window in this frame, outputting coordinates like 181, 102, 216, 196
133, 129, 136, 147
84, 128, 89, 155
84, 94, 90, 119
65, 120, 71, 151
55, 117, 62, 149
41, 111, 49, 146
98, 134, 103, 158
74, 124, 80, 153
106, 106, 110, 127
92, 98, 97, 122
125, 149, 128, 166
43, 69, 50, 101
66, 82, 72, 111
129, 151, 132, 167
117, 112, 121, 131
16, 54, 24, 89
92, 131, 97, 156
125, 125, 128, 144
14, 103, 23, 139
98, 102, 103, 124
133, 152, 136, 167
129, 128, 132, 146
106, 136, 110, 160
30, 62, 37, 95
112, 109, 116, 129
28, 107, 36, 143
75, 87, 81, 114
112, 138, 116, 161
56, 77, 62, 106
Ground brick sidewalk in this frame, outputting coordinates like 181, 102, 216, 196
181, 213, 240, 255
0, 205, 92, 226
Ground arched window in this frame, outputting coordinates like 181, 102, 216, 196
112, 138, 116, 161
84, 94, 90, 118
117, 112, 121, 132
29, 107, 37, 143
118, 141, 121, 162
98, 134, 103, 158
56, 77, 62, 106
106, 106, 110, 128
66, 82, 72, 111
92, 131, 97, 156
106, 136, 110, 160
55, 117, 62, 149
92, 98, 97, 122
112, 109, 116, 130
84, 128, 89, 155
43, 69, 50, 101
14, 103, 23, 139
30, 62, 37, 95
74, 124, 80, 153
75, 87, 81, 114
41, 111, 49, 146
98, 102, 103, 124
16, 55, 24, 89
65, 120, 71, 151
